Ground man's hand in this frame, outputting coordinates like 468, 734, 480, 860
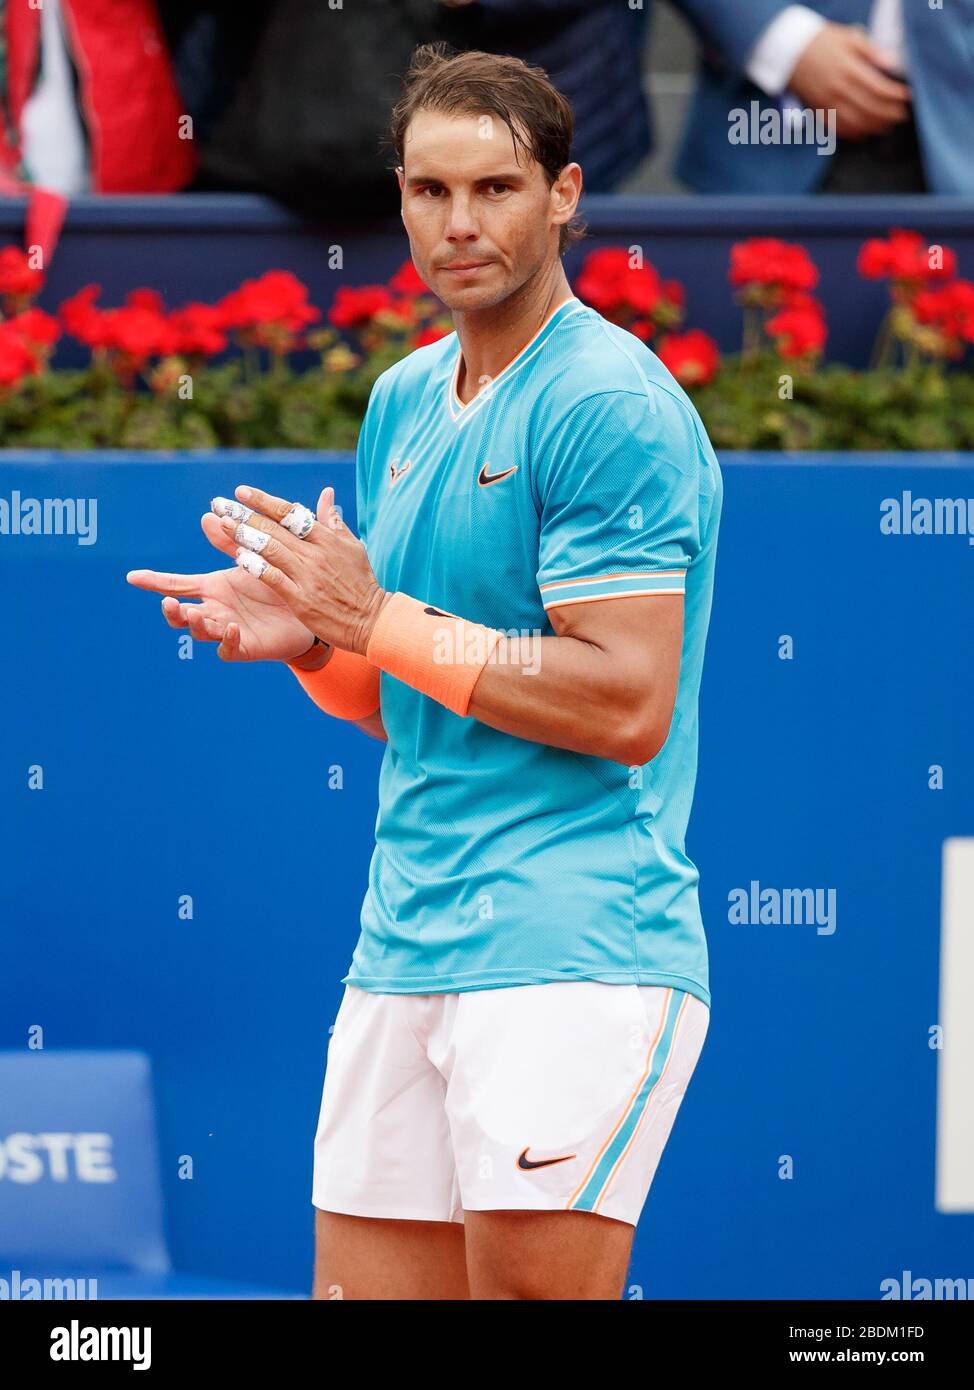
126, 505, 317, 663
217, 484, 391, 657
789, 22, 911, 140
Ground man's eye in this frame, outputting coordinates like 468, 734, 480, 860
487, 183, 511, 195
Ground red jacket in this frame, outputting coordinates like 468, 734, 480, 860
2, 0, 196, 193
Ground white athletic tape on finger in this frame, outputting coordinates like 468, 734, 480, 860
235, 522, 269, 553
281, 503, 315, 539
211, 496, 254, 523
236, 550, 268, 579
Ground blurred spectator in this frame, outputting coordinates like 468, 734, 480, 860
198, 1, 474, 215
157, 1, 272, 154
444, 0, 652, 192
0, 0, 196, 195
674, 0, 973, 194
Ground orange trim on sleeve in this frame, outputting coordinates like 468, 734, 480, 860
539, 570, 685, 592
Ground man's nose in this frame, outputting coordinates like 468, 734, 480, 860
444, 195, 479, 240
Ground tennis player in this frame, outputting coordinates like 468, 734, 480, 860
127, 44, 723, 1301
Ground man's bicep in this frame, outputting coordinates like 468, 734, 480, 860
547, 593, 684, 752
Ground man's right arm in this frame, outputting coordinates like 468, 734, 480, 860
353, 709, 388, 741
286, 639, 386, 745
287, 371, 389, 741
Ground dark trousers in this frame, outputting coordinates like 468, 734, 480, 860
820, 111, 928, 193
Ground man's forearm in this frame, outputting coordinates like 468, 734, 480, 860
360, 589, 675, 767
286, 637, 386, 737
465, 632, 657, 767
292, 630, 631, 755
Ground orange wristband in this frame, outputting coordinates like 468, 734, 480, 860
365, 592, 501, 716
287, 643, 381, 721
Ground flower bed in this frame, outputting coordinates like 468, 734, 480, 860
0, 231, 972, 451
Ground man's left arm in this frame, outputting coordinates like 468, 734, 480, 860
464, 591, 684, 767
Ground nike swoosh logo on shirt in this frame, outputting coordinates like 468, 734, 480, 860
478, 463, 518, 487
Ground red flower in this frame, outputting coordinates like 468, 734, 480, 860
8, 308, 61, 347
766, 295, 828, 358
327, 285, 396, 329
0, 319, 43, 384
657, 329, 720, 386
411, 324, 451, 348
0, 309, 61, 378
168, 303, 228, 357
125, 288, 166, 315
913, 279, 974, 353
61, 285, 191, 370
858, 229, 957, 286
661, 279, 685, 310
220, 270, 320, 350
730, 239, 819, 295
0, 244, 44, 299
576, 247, 665, 317
60, 285, 109, 349
101, 304, 179, 364
389, 260, 430, 296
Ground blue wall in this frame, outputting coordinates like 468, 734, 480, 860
3, 193, 974, 369
1, 450, 971, 1297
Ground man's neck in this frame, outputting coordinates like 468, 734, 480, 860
453, 270, 575, 406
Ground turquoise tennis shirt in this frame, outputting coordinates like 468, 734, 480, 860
343, 296, 722, 1008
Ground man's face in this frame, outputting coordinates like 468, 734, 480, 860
397, 109, 572, 311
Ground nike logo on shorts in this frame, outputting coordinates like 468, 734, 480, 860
517, 1147, 576, 1171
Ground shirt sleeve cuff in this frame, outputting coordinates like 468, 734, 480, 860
539, 570, 687, 611
745, 5, 828, 97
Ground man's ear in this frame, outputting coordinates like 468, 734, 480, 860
553, 161, 583, 218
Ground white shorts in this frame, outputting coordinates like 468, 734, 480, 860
311, 980, 710, 1228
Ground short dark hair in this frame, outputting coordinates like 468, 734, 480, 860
387, 43, 587, 256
